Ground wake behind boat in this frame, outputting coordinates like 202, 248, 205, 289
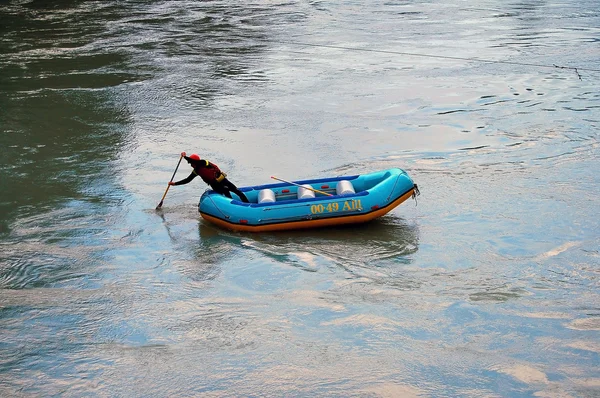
198, 168, 419, 232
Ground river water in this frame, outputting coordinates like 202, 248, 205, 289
1, 1, 599, 396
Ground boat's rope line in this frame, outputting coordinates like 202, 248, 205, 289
208, 194, 230, 219
412, 184, 420, 206
388, 175, 401, 202
261, 40, 599, 79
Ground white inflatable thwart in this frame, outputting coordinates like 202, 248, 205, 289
336, 180, 355, 195
258, 189, 276, 203
297, 184, 316, 199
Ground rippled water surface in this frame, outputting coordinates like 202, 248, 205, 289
1, 1, 599, 396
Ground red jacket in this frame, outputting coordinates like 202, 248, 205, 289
193, 160, 222, 184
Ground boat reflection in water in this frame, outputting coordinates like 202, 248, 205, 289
198, 213, 420, 282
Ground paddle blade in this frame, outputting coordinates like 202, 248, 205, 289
155, 201, 164, 210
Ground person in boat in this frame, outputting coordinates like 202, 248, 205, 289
169, 152, 250, 203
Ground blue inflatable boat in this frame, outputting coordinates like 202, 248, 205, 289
199, 168, 419, 232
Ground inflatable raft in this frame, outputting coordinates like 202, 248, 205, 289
198, 168, 419, 232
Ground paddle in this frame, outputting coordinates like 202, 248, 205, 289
156, 154, 184, 209
270, 176, 333, 196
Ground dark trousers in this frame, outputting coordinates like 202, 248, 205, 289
211, 178, 249, 203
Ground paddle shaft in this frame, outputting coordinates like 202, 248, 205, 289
270, 176, 333, 196
156, 155, 184, 209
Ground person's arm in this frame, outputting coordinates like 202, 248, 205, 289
170, 171, 197, 186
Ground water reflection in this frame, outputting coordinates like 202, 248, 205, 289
2, 0, 599, 396
1, 0, 279, 231
199, 215, 420, 285
0, 2, 137, 236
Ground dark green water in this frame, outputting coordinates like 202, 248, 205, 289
1, 1, 599, 396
